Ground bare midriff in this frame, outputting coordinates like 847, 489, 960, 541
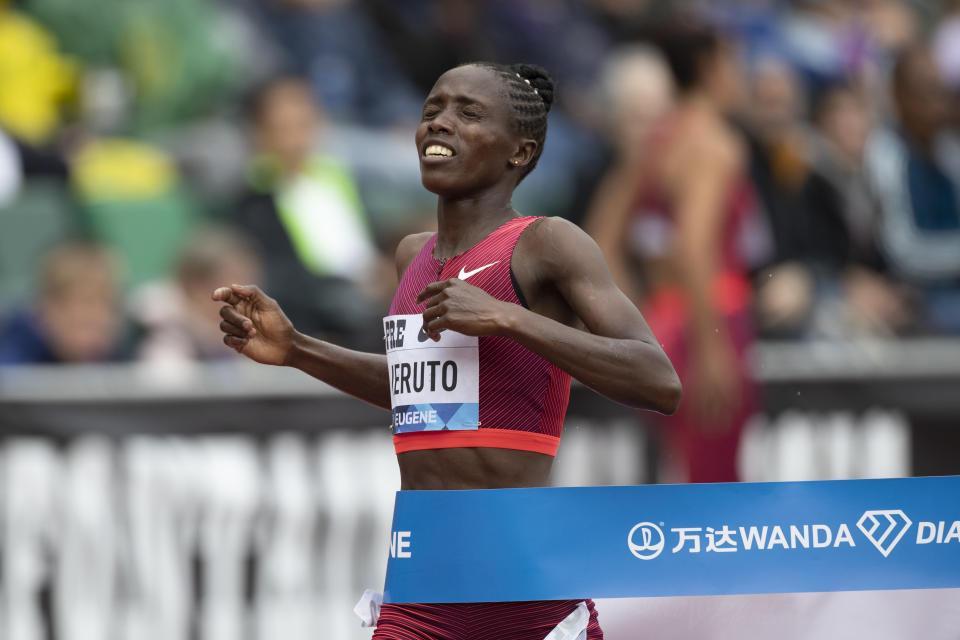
397, 448, 554, 490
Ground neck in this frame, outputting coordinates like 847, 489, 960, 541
433, 185, 517, 258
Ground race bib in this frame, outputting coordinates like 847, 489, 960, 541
383, 314, 479, 433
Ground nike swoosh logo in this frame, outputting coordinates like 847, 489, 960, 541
458, 261, 499, 280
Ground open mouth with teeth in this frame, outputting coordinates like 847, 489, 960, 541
424, 144, 455, 158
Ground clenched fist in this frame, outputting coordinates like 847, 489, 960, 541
417, 278, 518, 341
212, 284, 297, 366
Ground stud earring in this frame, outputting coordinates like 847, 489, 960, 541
513, 160, 519, 165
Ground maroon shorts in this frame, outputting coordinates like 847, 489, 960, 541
372, 599, 603, 640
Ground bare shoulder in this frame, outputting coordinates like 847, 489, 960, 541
394, 232, 434, 279
695, 120, 745, 169
516, 216, 605, 278
522, 216, 593, 251
667, 124, 744, 196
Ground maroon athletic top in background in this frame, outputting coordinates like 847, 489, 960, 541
389, 216, 571, 456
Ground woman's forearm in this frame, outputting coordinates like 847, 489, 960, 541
285, 332, 391, 410
499, 306, 680, 414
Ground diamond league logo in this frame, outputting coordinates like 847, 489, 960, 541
857, 509, 913, 557
627, 522, 665, 559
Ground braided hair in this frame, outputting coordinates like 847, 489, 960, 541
470, 62, 555, 183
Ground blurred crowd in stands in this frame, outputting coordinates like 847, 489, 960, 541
1, 0, 959, 367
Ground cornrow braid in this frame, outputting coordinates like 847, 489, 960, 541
469, 62, 555, 183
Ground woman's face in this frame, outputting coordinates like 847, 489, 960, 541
415, 65, 525, 198
818, 89, 871, 161
255, 81, 320, 173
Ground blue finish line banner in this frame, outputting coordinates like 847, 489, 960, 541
383, 476, 960, 603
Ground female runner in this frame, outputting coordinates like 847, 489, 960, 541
214, 62, 681, 640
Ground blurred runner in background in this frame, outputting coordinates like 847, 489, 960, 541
589, 19, 757, 483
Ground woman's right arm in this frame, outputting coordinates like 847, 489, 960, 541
213, 232, 433, 411
214, 283, 391, 409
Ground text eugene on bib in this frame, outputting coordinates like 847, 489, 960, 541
382, 314, 480, 433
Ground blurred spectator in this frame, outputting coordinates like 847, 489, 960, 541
745, 58, 834, 274
585, 45, 674, 303
746, 58, 812, 335
858, 0, 919, 55
865, 45, 960, 333
235, 76, 390, 348
0, 242, 128, 364
0, 128, 76, 315
812, 84, 877, 260
811, 83, 912, 336
745, 59, 909, 337
2, 0, 958, 354
366, 0, 496, 97
131, 226, 262, 363
777, 0, 860, 90
0, 2, 77, 146
579, 44, 675, 212
22, 0, 239, 132
588, 20, 758, 483
234, 0, 420, 125
71, 137, 199, 287
598, 45, 674, 174
0, 2, 77, 207
776, 0, 915, 93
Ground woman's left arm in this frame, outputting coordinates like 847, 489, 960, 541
418, 218, 681, 413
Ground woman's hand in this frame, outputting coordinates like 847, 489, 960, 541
416, 279, 517, 341
212, 284, 298, 366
